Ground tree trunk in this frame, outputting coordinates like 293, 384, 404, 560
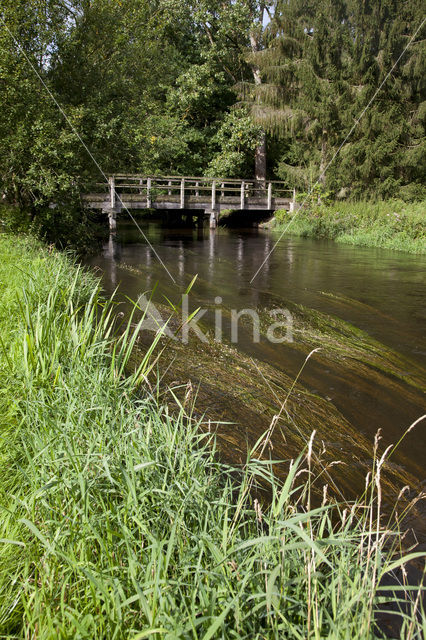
255, 132, 267, 183
250, 31, 267, 183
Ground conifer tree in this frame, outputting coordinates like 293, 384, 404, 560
340, 0, 426, 198
247, 0, 425, 197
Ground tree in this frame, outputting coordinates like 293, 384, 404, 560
180, 0, 274, 179
244, 0, 351, 190
0, 0, 79, 210
248, 0, 426, 198
339, 0, 426, 198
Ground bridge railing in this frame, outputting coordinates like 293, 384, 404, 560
93, 175, 293, 209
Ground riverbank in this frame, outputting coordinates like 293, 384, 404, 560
272, 200, 426, 254
0, 233, 424, 638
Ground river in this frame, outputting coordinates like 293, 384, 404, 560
85, 219, 426, 539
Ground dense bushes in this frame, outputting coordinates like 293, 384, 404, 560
0, 203, 107, 253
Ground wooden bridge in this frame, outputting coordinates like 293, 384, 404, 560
82, 175, 295, 229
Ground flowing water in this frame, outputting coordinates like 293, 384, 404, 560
86, 219, 426, 539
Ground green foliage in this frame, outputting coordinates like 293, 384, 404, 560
0, 233, 425, 637
295, 184, 333, 207
0, 0, 241, 235
207, 109, 262, 177
274, 199, 426, 253
0, 200, 106, 254
250, 0, 426, 197
30, 204, 107, 253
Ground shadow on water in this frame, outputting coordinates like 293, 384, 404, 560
85, 219, 426, 545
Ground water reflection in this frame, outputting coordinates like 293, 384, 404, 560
94, 223, 426, 356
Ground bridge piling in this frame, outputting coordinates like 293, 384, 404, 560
208, 209, 218, 228
105, 209, 117, 232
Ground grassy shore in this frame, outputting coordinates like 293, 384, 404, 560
273, 200, 426, 254
0, 233, 424, 638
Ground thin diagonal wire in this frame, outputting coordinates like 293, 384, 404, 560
0, 14, 176, 284
250, 17, 426, 283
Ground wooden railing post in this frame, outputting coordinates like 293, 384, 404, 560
220, 182, 224, 198
168, 180, 172, 196
180, 178, 185, 209
147, 177, 152, 208
211, 180, 216, 210
109, 176, 115, 209
267, 182, 272, 209
240, 181, 245, 210
195, 181, 199, 197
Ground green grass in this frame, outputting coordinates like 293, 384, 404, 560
0, 232, 425, 638
274, 200, 426, 254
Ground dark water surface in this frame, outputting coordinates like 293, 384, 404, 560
85, 220, 426, 530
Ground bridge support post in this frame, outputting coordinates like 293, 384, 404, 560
207, 209, 218, 228
240, 181, 245, 210
267, 182, 272, 209
104, 209, 117, 232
